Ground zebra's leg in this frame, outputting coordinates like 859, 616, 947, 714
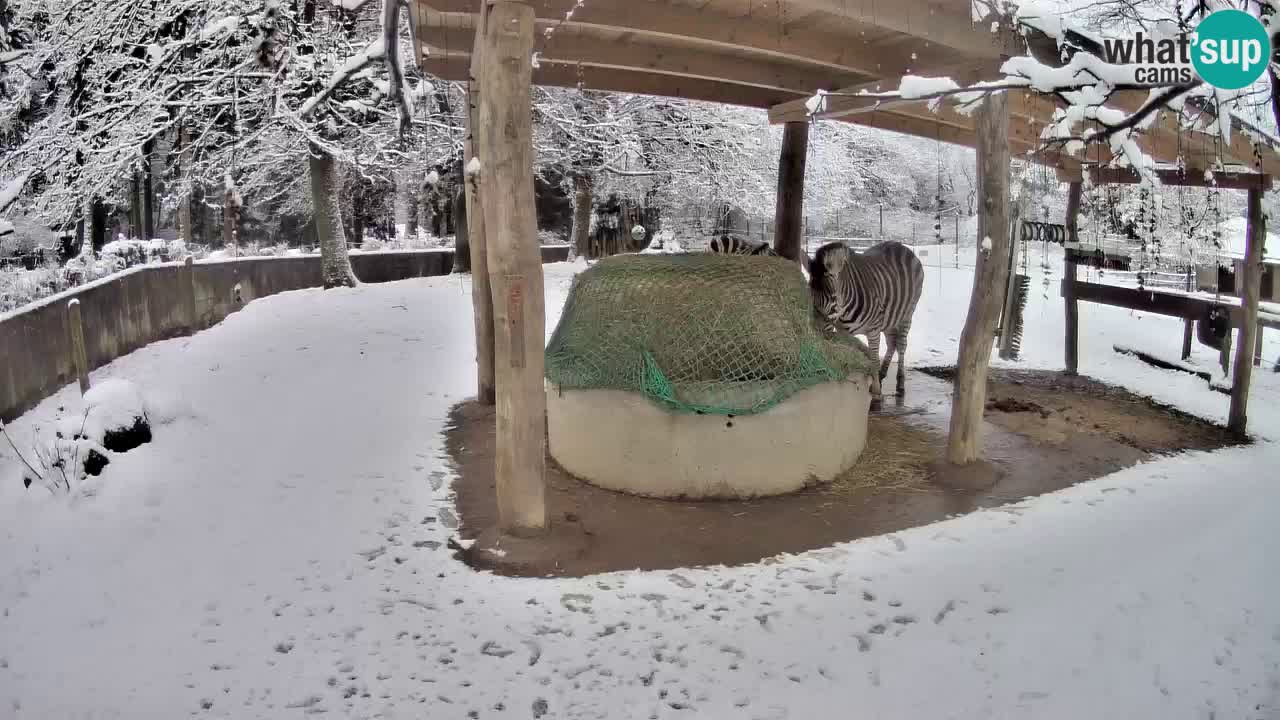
866, 332, 883, 406
895, 320, 910, 395
879, 329, 898, 383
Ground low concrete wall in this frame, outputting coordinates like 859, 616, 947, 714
546, 378, 871, 499
2, 246, 571, 422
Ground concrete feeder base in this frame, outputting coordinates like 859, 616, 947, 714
546, 378, 871, 499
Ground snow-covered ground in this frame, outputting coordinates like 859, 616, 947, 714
2, 247, 1279, 719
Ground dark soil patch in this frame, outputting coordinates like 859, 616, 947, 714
444, 368, 1241, 578
101, 415, 152, 453
919, 367, 1240, 453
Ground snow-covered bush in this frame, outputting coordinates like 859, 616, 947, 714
3, 379, 153, 496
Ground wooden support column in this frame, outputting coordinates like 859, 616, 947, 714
947, 91, 1011, 465
66, 299, 90, 395
1254, 324, 1264, 367
1182, 321, 1194, 360
1228, 188, 1265, 435
477, 0, 546, 533
464, 0, 495, 405
1063, 180, 1082, 374
773, 121, 809, 263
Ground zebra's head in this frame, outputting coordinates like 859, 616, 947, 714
808, 242, 850, 317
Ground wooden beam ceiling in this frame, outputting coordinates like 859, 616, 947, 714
418, 0, 975, 79
419, 54, 801, 109
418, 16, 869, 96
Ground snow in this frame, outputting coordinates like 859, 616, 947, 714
425, 170, 439, 186
1, 249, 1279, 717
981, 235, 993, 251
0, 219, 13, 236
897, 75, 960, 99
804, 89, 827, 115
199, 16, 241, 41
1219, 216, 1280, 262
466, 156, 482, 176
0, 172, 30, 212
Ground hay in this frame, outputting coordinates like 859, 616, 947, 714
818, 417, 938, 497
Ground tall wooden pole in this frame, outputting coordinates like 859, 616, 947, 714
464, 1, 495, 405
947, 92, 1011, 465
1063, 180, 1082, 374
773, 121, 809, 263
1228, 186, 1265, 435
66, 299, 90, 395
478, 0, 546, 533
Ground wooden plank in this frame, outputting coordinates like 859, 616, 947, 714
477, 0, 546, 533
419, 17, 871, 96
1229, 188, 1265, 434
66, 299, 90, 395
420, 54, 797, 109
465, 1, 495, 405
774, 121, 809, 263
1089, 166, 1272, 191
947, 91, 1010, 465
1063, 181, 1082, 374
419, 0, 953, 78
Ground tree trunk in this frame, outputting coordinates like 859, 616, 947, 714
129, 170, 141, 239
222, 176, 240, 254
946, 91, 1011, 465
89, 198, 106, 252
142, 139, 155, 241
570, 173, 593, 259
464, 4, 494, 404
394, 169, 412, 242
177, 127, 194, 244
453, 186, 470, 272
1228, 186, 1265, 435
308, 144, 358, 288
478, 0, 545, 533
352, 187, 365, 246
417, 183, 433, 239
773, 121, 809, 263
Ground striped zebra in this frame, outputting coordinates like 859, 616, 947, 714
809, 241, 924, 405
708, 234, 777, 256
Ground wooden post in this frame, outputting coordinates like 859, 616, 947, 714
66, 299, 90, 395
1063, 181, 1082, 374
181, 255, 198, 331
478, 0, 546, 533
773, 120, 809, 263
946, 91, 1011, 465
1254, 323, 1264, 367
1181, 320, 1194, 360
464, 1, 495, 406
1228, 187, 1265, 435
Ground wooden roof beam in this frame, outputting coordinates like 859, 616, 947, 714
418, 0, 977, 78
1088, 166, 1272, 190
419, 54, 801, 108
778, 0, 1023, 58
418, 18, 868, 96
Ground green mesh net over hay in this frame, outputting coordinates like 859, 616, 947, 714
545, 253, 876, 416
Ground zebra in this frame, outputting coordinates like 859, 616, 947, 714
708, 234, 777, 256
808, 240, 924, 406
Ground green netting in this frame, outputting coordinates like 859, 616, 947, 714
545, 253, 876, 415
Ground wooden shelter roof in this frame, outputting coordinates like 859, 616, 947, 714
409, 0, 1280, 179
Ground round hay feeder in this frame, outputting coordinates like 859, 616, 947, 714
544, 253, 876, 500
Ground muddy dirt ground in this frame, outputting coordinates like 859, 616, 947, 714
444, 368, 1242, 578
